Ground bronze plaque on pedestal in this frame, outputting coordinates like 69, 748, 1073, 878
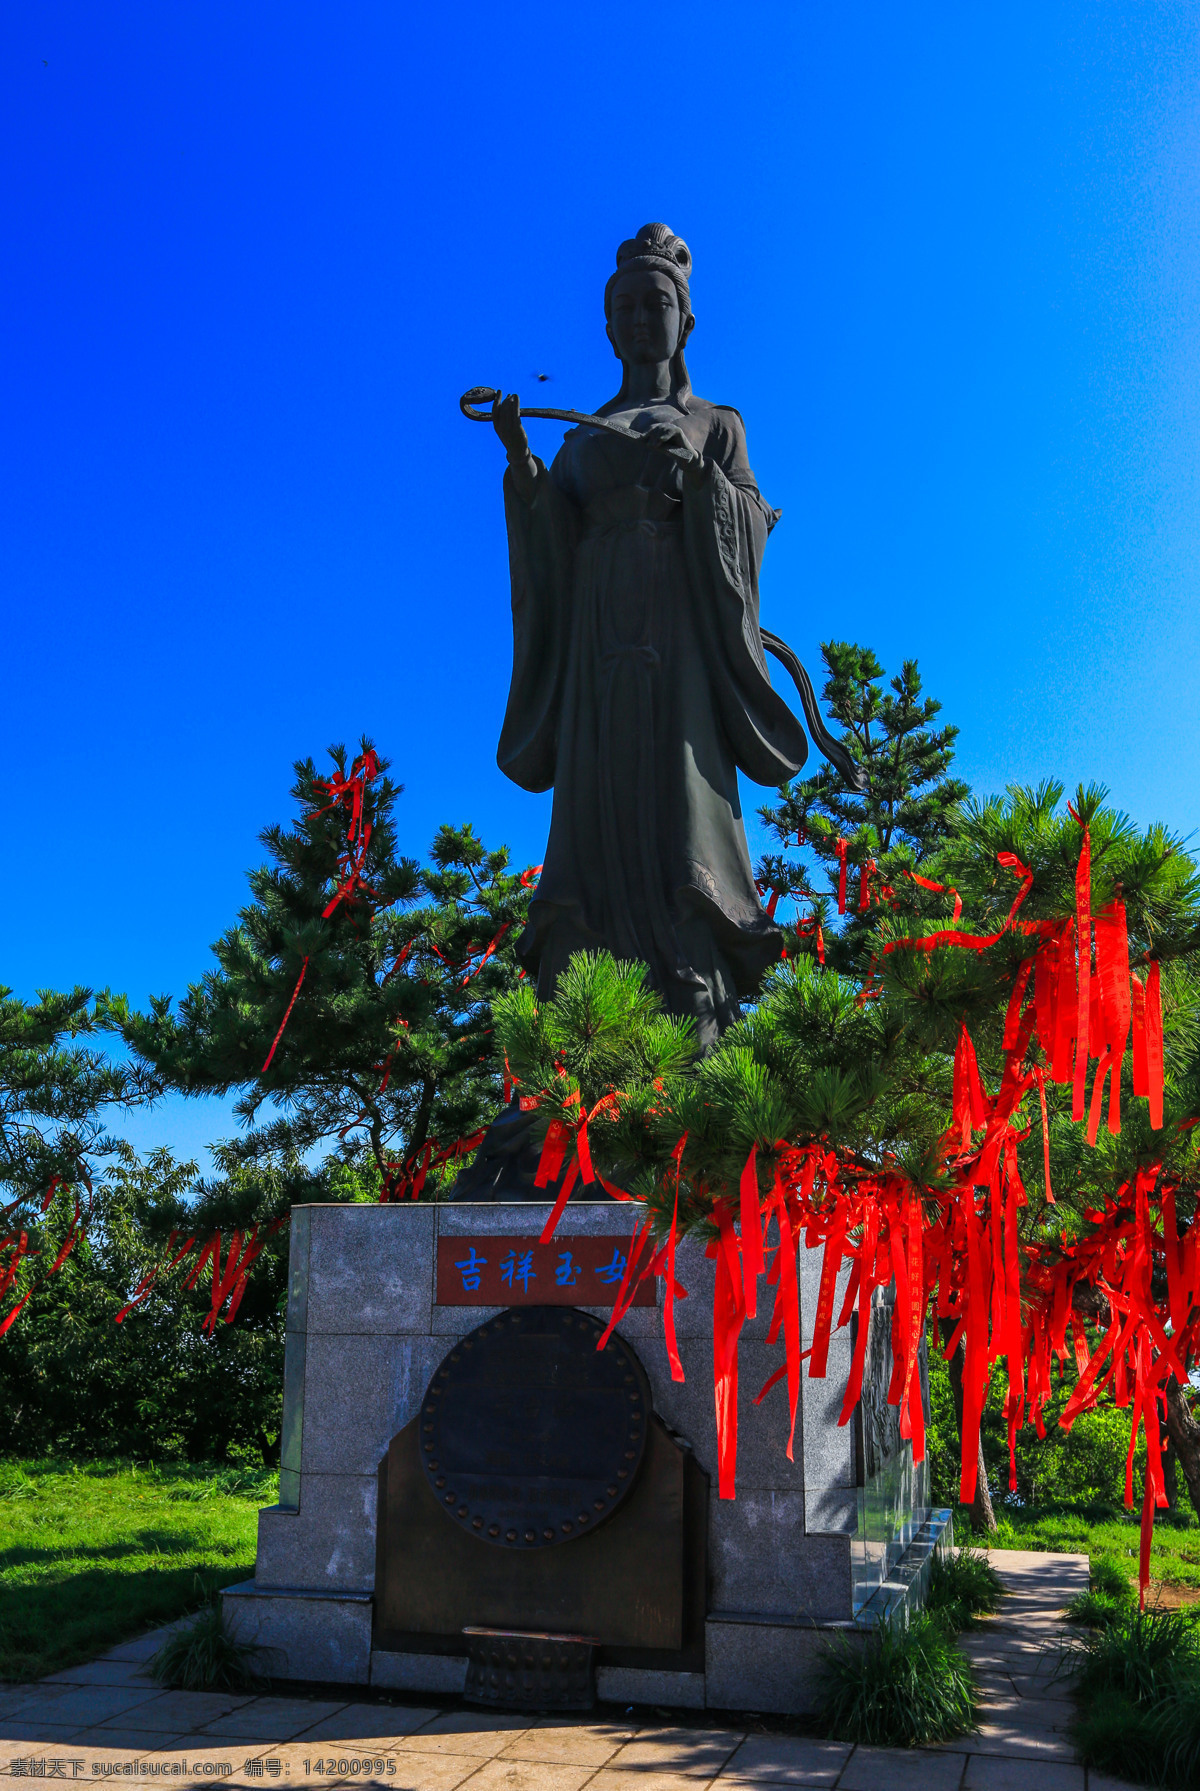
375, 1311, 706, 1653
420, 1307, 649, 1547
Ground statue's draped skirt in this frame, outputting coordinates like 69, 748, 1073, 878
497, 400, 809, 1047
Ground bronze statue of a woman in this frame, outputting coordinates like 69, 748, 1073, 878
488, 222, 813, 1048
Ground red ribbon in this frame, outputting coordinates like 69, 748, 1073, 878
905, 870, 963, 920
885, 852, 1033, 956
261, 957, 309, 1073
807, 1200, 847, 1380
1070, 816, 1092, 1123
1145, 962, 1164, 1130
662, 1134, 688, 1382
739, 1145, 764, 1319
711, 1199, 747, 1498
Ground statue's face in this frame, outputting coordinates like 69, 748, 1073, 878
607, 269, 686, 366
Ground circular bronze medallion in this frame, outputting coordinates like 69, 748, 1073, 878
420, 1306, 650, 1548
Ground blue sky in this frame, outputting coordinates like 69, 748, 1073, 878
4, 4, 1200, 1166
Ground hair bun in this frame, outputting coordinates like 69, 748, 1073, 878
615, 222, 692, 278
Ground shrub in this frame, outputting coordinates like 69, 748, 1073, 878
1067, 1556, 1136, 1627
1068, 1607, 1200, 1789
1067, 1589, 1130, 1628
1090, 1555, 1134, 1600
148, 1600, 266, 1692
815, 1613, 978, 1746
1073, 1605, 1200, 1704
1072, 1686, 1200, 1790
926, 1546, 1004, 1630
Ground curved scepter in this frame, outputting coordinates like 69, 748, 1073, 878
460, 385, 645, 441
760, 633, 867, 792
461, 386, 867, 795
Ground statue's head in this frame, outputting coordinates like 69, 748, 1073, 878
604, 223, 695, 403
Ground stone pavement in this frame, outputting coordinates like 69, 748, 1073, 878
0, 1551, 1137, 1791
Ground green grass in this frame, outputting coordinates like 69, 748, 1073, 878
0, 1459, 275, 1683
951, 1500, 1200, 1598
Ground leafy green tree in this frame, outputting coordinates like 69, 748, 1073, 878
0, 1146, 302, 1462
110, 745, 532, 1188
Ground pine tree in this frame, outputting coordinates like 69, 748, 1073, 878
0, 986, 145, 1203
497, 779, 1200, 1528
757, 642, 969, 973
111, 745, 532, 1189
0, 985, 154, 1329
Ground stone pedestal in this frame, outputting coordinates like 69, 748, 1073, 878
225, 1200, 946, 1714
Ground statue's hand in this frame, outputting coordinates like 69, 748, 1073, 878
638, 420, 701, 467
492, 392, 531, 464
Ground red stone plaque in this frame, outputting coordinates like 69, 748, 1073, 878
435, 1234, 656, 1307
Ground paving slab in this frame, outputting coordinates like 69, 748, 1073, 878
100, 1630, 181, 1664
605, 1730, 743, 1776
500, 1723, 637, 1766
971, 1674, 1017, 1704
837, 1747, 967, 1791
293, 1703, 443, 1743
97, 1689, 254, 1732
399, 1714, 532, 1758
455, 1760, 598, 1791
957, 1724, 1075, 1761
589, 1773, 726, 1791
984, 1550, 1088, 1576
9, 1685, 164, 1726
197, 1697, 348, 1739
0, 1690, 44, 1721
1004, 1673, 1074, 1703
0, 1722, 84, 1746
42, 1660, 159, 1688
959, 1642, 1058, 1672
717, 1734, 852, 1786
961, 1758, 1084, 1791
968, 1697, 1069, 1734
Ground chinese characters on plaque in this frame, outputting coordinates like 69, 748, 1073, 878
434, 1235, 656, 1307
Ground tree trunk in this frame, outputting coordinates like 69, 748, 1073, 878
408, 1073, 437, 1159
1162, 1373, 1200, 1522
940, 1318, 997, 1533
1163, 1436, 1178, 1513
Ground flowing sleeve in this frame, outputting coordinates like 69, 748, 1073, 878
681, 408, 809, 786
495, 457, 581, 793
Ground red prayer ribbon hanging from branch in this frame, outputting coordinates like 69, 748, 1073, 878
0, 1167, 94, 1336
835, 837, 848, 914
260, 749, 383, 1074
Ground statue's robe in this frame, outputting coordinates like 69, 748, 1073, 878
499, 397, 808, 1046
